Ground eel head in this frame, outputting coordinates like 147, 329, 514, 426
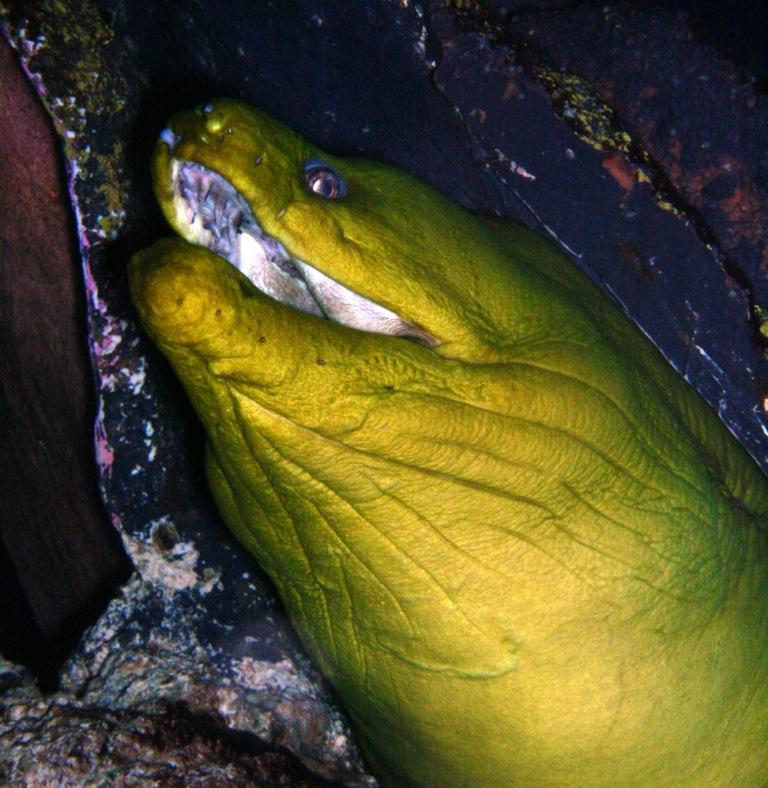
129, 99, 768, 787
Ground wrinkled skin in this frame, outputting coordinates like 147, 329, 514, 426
129, 100, 768, 786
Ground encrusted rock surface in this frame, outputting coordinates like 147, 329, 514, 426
1, 576, 374, 786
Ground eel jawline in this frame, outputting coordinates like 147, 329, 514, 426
169, 159, 438, 347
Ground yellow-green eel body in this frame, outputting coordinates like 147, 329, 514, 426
129, 99, 768, 786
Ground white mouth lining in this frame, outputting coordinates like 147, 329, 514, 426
169, 159, 438, 347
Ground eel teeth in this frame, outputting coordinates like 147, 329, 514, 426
170, 159, 438, 346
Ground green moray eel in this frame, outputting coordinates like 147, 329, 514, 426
129, 99, 768, 786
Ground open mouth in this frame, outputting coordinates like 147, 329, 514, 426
169, 159, 438, 347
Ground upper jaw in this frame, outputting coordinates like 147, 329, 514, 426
168, 157, 439, 347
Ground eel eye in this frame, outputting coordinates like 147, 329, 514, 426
304, 159, 346, 199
